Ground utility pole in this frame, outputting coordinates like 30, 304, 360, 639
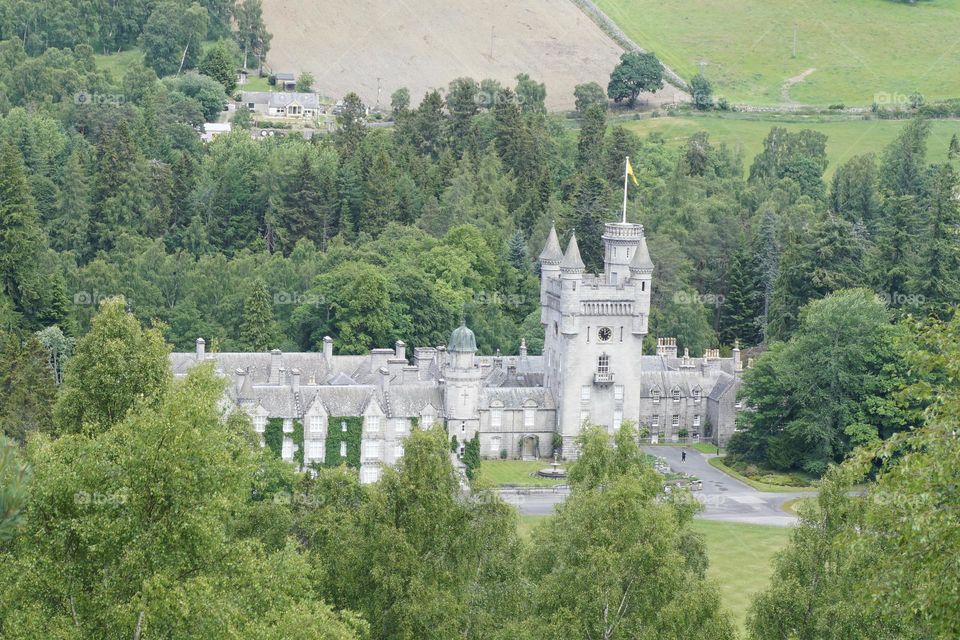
490, 26, 495, 60
792, 23, 798, 58
376, 77, 382, 109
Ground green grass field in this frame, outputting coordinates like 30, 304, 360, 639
476, 460, 566, 487
517, 514, 792, 631
620, 113, 960, 177
595, 0, 960, 107
94, 48, 143, 81
692, 520, 792, 630
708, 457, 817, 493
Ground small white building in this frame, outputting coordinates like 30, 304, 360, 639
200, 122, 232, 143
240, 91, 321, 118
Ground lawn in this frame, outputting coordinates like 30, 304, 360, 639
94, 48, 143, 81
594, 0, 960, 107
516, 514, 792, 632
476, 460, 566, 487
708, 457, 817, 493
620, 113, 960, 177
692, 519, 792, 631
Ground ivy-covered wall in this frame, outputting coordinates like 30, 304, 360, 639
324, 416, 362, 469
264, 418, 283, 459
292, 419, 304, 466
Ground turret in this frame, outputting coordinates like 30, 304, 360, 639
538, 225, 563, 312
448, 320, 477, 369
602, 222, 643, 285
559, 232, 585, 334
629, 229, 654, 335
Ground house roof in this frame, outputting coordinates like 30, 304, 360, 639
240, 91, 320, 109
274, 72, 295, 81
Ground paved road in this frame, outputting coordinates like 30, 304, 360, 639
500, 447, 810, 526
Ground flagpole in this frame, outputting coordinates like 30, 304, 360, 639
622, 155, 629, 224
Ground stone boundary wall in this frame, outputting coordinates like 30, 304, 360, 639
570, 0, 689, 92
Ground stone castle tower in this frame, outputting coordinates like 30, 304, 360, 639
539, 222, 653, 456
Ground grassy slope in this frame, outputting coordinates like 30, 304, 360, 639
620, 114, 960, 177
518, 514, 791, 632
595, 0, 960, 106
476, 460, 565, 487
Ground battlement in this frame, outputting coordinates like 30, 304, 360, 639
601, 222, 644, 241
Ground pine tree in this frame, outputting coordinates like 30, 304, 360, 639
564, 173, 611, 273
949, 133, 960, 160
577, 104, 606, 170
463, 433, 481, 480
868, 195, 918, 309
239, 280, 276, 351
507, 230, 528, 271
911, 164, 960, 311
720, 249, 763, 346
278, 151, 323, 253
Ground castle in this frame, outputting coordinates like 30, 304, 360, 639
171, 222, 743, 483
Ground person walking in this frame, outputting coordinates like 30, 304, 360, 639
681, 449, 687, 462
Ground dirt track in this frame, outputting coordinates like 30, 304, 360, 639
261, 0, 686, 111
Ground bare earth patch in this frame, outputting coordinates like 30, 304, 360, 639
261, 0, 686, 111
780, 67, 816, 103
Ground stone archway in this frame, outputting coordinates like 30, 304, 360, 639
520, 434, 538, 460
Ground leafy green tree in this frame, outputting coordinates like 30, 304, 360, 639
0, 332, 56, 443
141, 1, 210, 78
730, 289, 909, 475
690, 73, 713, 110
749, 127, 828, 199
607, 51, 664, 107
234, 0, 272, 71
53, 298, 171, 435
390, 87, 410, 116
748, 314, 960, 640
0, 365, 364, 639
199, 41, 236, 92
334, 93, 367, 157
295, 71, 314, 93
463, 432, 480, 480
0, 436, 28, 542
523, 423, 735, 639
514, 72, 546, 113
573, 81, 607, 114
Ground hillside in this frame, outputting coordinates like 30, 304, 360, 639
595, 0, 960, 107
261, 0, 686, 110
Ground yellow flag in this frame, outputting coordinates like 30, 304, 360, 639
626, 157, 639, 186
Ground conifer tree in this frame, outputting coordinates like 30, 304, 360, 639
508, 230, 529, 271
239, 279, 276, 351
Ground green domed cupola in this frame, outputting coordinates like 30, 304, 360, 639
449, 320, 477, 353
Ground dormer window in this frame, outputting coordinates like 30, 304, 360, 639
693, 388, 702, 403
672, 388, 681, 402
651, 388, 661, 404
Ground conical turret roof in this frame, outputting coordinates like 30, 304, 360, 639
630, 233, 654, 272
538, 225, 563, 263
560, 232, 586, 272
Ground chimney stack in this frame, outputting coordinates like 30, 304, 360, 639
377, 366, 390, 390
519, 338, 528, 359
323, 336, 333, 361
196, 337, 205, 358
656, 337, 678, 358
733, 339, 742, 372
395, 340, 406, 362
290, 368, 301, 393
270, 349, 282, 384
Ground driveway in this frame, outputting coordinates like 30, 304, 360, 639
500, 447, 807, 526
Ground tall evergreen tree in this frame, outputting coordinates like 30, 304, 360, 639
239, 279, 277, 351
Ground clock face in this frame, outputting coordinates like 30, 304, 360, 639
598, 326, 612, 342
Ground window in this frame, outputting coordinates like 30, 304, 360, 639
366, 416, 380, 432
523, 408, 535, 429
597, 354, 610, 374
490, 436, 501, 455
307, 441, 324, 462
422, 412, 434, 429
309, 416, 324, 433
490, 409, 502, 428
672, 388, 681, 402
735, 399, 743, 409
461, 422, 465, 433
283, 418, 293, 433
281, 438, 293, 460
693, 415, 701, 427
394, 442, 404, 460
364, 440, 381, 460
651, 415, 660, 427
672, 415, 680, 427
651, 389, 661, 404
340, 420, 347, 432
613, 409, 623, 431
247, 102, 255, 109
580, 385, 591, 402
693, 388, 702, 403
360, 467, 380, 484
339, 441, 347, 457
580, 410, 590, 425
394, 418, 408, 436
614, 385, 624, 401
253, 415, 266, 433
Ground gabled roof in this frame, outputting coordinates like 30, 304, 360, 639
560, 232, 586, 272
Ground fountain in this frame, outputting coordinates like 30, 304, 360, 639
536, 452, 567, 479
